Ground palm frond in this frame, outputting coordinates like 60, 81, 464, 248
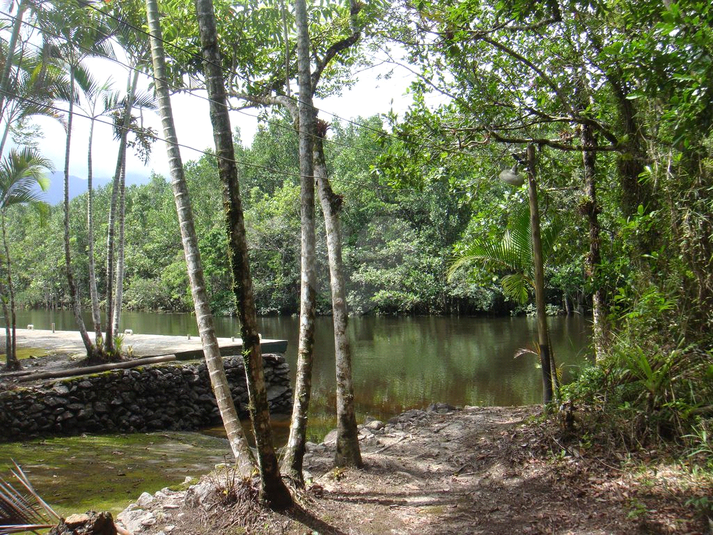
0, 148, 53, 209
0, 461, 60, 535
449, 205, 561, 302
130, 89, 157, 110
501, 273, 531, 304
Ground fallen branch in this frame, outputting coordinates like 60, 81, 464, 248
17, 355, 177, 382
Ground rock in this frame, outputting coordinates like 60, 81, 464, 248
266, 385, 289, 401
136, 492, 155, 508
64, 513, 90, 527
427, 402, 457, 413
323, 429, 338, 446
364, 419, 385, 431
52, 384, 70, 395
53, 511, 117, 535
117, 507, 155, 534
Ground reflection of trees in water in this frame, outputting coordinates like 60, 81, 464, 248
14, 311, 590, 416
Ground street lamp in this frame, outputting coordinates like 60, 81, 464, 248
499, 144, 556, 406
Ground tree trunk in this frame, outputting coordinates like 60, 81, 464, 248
145, 0, 256, 475
581, 123, 607, 361
0, 0, 26, 121
87, 114, 102, 343
1, 213, 19, 370
281, 0, 318, 486
105, 69, 139, 355
112, 154, 127, 335
526, 144, 555, 405
194, 0, 292, 509
63, 67, 95, 358
313, 123, 362, 468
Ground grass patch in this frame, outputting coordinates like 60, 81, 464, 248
0, 431, 232, 517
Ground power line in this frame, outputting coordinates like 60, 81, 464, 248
1, 3, 476, 177
1, 6, 388, 158
75, 1, 419, 151
0, 87, 303, 180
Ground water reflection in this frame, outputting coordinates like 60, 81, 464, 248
14, 311, 592, 425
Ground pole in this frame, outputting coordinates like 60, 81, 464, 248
526, 144, 555, 406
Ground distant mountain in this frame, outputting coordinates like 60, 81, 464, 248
41, 171, 150, 206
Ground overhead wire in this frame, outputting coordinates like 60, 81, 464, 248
2, 4, 393, 161
0, 87, 303, 180
0, 2, 479, 180
75, 0, 436, 153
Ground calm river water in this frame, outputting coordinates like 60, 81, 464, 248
5, 311, 591, 515
15, 310, 592, 424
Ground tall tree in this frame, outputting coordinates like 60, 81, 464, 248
144, 0, 256, 475
0, 147, 50, 370
76, 70, 117, 343
280, 0, 318, 485
38, 1, 114, 360
104, 0, 156, 345
193, 0, 292, 508
0, 0, 28, 121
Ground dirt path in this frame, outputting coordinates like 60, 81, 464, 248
117, 405, 710, 534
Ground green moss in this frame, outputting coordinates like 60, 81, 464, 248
16, 348, 48, 360
0, 432, 231, 517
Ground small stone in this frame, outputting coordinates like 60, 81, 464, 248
52, 384, 70, 395
65, 513, 90, 527
323, 429, 338, 446
364, 419, 385, 431
136, 492, 155, 508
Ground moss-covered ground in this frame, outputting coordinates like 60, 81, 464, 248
0, 431, 231, 517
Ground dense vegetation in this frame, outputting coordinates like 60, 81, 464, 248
2, 0, 712, 468
8, 116, 515, 317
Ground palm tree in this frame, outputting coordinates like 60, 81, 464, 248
0, 45, 63, 158
38, 2, 115, 360
450, 208, 561, 305
450, 205, 561, 403
194, 0, 292, 509
75, 69, 118, 343
0, 147, 51, 370
103, 1, 155, 349
144, 0, 256, 476
281, 0, 319, 485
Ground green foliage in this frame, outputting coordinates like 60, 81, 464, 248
450, 207, 563, 306
562, 337, 713, 449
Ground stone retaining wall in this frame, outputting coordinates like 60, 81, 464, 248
0, 355, 292, 442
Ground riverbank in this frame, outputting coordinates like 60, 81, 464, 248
116, 405, 711, 535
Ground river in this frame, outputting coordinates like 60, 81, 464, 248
14, 310, 592, 425
4, 311, 591, 515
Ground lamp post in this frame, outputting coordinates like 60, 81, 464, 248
500, 144, 555, 406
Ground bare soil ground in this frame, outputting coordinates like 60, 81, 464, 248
117, 405, 712, 535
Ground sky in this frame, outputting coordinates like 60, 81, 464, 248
30, 54, 417, 185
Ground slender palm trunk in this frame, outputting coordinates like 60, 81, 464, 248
1, 280, 11, 369
0, 0, 26, 122
1, 213, 18, 370
313, 125, 362, 468
194, 0, 291, 508
63, 68, 95, 358
0, 122, 12, 159
112, 155, 126, 335
105, 69, 138, 353
145, 0, 256, 473
526, 144, 556, 405
282, 0, 318, 486
87, 116, 102, 342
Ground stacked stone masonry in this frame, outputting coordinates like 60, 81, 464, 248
0, 354, 292, 442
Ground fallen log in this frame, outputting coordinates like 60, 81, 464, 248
17, 354, 177, 382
